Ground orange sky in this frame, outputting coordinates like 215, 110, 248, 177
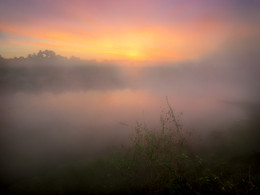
0, 0, 259, 62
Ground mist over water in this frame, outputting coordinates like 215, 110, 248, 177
1, 0, 260, 193
0, 46, 259, 182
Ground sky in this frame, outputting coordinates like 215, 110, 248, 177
0, 0, 259, 61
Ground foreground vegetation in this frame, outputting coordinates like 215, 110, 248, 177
3, 101, 260, 194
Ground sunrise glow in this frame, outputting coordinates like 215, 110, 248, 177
1, 0, 257, 62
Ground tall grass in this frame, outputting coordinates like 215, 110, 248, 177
113, 99, 260, 194
5, 100, 260, 194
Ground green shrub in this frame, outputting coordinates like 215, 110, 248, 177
113, 98, 260, 194
7, 99, 260, 194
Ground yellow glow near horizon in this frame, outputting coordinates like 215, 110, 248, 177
0, 25, 224, 62
0, 16, 229, 62
1, 0, 259, 63
0, 18, 232, 62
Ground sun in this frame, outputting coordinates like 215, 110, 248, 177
93, 30, 152, 61
125, 50, 142, 59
